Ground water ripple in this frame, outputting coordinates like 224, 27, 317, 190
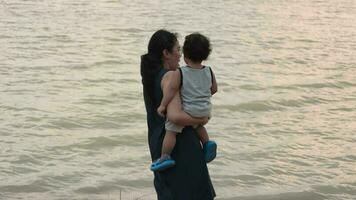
1, 0, 356, 199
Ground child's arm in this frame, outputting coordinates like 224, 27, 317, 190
211, 69, 218, 95
157, 69, 181, 117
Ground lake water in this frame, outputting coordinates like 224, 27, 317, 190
1, 0, 355, 199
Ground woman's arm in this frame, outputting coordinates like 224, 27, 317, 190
166, 92, 208, 126
157, 69, 181, 116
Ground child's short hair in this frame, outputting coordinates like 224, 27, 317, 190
183, 33, 211, 63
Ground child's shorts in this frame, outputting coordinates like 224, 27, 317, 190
165, 119, 184, 133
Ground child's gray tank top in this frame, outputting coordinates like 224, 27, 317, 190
180, 65, 212, 118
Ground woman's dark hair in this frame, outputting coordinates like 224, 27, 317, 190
183, 33, 211, 63
140, 29, 178, 106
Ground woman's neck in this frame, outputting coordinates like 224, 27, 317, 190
162, 60, 172, 70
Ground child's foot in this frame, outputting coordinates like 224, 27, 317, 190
203, 141, 217, 163
150, 155, 175, 171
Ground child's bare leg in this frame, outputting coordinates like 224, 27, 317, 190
196, 126, 209, 144
151, 130, 177, 171
198, 126, 217, 163
161, 131, 177, 157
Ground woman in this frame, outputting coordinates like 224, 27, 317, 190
140, 29, 216, 199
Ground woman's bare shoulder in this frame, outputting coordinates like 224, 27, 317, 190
161, 70, 177, 85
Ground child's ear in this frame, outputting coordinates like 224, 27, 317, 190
184, 57, 190, 64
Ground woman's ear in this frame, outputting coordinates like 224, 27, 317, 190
163, 49, 170, 58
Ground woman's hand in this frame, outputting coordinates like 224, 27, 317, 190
200, 117, 209, 126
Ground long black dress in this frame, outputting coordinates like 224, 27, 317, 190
143, 67, 216, 200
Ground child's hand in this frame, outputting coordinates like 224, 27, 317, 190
157, 105, 166, 117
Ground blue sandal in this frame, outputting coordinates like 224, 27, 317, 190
203, 141, 217, 163
150, 156, 176, 171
